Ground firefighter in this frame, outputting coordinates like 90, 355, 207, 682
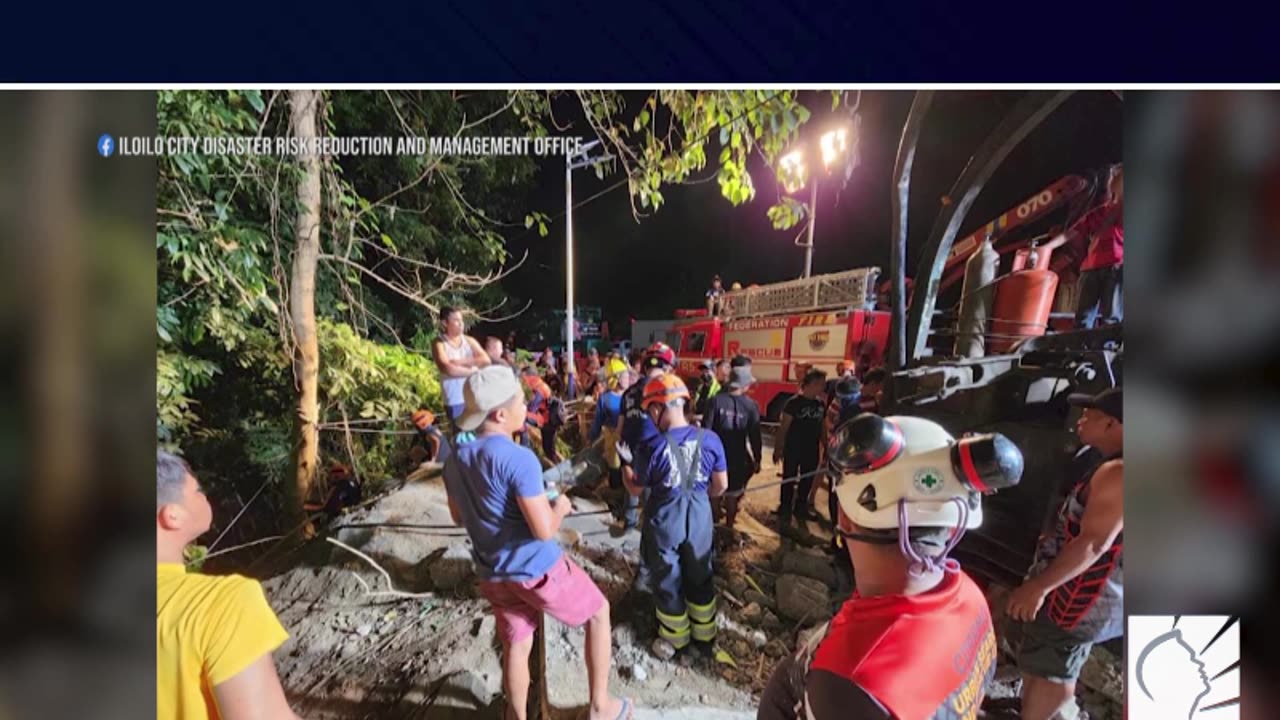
628, 374, 728, 658
760, 414, 1023, 719
615, 342, 676, 532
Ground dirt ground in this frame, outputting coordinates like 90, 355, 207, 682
263, 437, 1122, 719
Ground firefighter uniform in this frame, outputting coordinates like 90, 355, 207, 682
638, 373, 728, 650
642, 427, 727, 648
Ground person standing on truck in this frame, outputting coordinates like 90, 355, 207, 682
1007, 388, 1124, 720
628, 374, 728, 658
705, 364, 762, 530
1062, 164, 1124, 329
706, 275, 726, 316
774, 369, 828, 535
432, 306, 492, 431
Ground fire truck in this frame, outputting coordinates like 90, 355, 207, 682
668, 172, 1100, 420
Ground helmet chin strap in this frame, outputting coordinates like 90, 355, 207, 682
897, 498, 969, 577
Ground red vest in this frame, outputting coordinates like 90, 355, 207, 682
811, 570, 996, 720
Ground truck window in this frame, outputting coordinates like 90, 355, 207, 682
685, 332, 706, 354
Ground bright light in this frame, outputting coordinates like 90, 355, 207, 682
820, 127, 849, 171
779, 148, 809, 193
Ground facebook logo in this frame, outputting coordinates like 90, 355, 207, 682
97, 134, 114, 157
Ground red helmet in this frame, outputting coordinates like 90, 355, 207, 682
642, 342, 676, 369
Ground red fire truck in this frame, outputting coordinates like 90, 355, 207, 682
668, 173, 1099, 418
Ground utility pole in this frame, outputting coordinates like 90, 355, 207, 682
564, 140, 613, 399
803, 179, 818, 278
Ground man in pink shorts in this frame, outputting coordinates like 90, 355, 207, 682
445, 366, 632, 720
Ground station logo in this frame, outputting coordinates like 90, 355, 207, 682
1129, 615, 1239, 719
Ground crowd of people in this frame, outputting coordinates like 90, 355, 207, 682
158, 316, 1124, 720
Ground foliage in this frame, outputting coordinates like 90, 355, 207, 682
566, 90, 858, 229
157, 90, 537, 531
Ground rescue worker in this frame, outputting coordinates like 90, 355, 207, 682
409, 408, 446, 466
693, 359, 721, 420
1007, 387, 1124, 720
760, 414, 1023, 719
615, 342, 676, 532
774, 369, 828, 535
590, 361, 631, 499
818, 377, 863, 549
626, 374, 728, 658
705, 364, 762, 529
522, 366, 557, 463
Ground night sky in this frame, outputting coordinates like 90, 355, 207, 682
492, 90, 1122, 344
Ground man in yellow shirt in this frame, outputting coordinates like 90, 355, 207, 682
157, 450, 301, 720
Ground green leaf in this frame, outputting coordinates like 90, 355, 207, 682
731, 130, 741, 149
380, 233, 398, 252
246, 90, 266, 114
525, 214, 535, 229
538, 222, 549, 237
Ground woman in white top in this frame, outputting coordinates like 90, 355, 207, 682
431, 306, 491, 428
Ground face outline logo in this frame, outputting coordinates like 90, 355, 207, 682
809, 330, 830, 351
913, 467, 945, 495
1129, 615, 1239, 720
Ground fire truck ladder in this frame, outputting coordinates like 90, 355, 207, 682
719, 266, 881, 320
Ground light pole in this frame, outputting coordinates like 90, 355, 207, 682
779, 123, 853, 278
564, 139, 613, 399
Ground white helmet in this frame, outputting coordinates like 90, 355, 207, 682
829, 415, 1023, 533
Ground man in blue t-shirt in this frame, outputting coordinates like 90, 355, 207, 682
443, 366, 628, 720
627, 373, 728, 658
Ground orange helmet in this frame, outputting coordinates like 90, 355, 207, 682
411, 409, 435, 429
643, 374, 690, 409
642, 342, 676, 369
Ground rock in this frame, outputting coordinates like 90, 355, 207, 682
356, 623, 373, 637
473, 615, 496, 639
629, 664, 649, 683
340, 643, 358, 659
762, 610, 782, 631
559, 528, 583, 548
700, 694, 712, 705
652, 638, 677, 661
740, 602, 763, 623
781, 550, 838, 589
448, 669, 499, 707
749, 631, 768, 649
796, 624, 826, 651
743, 590, 774, 608
429, 544, 476, 591
727, 574, 749, 597
1079, 646, 1123, 704
775, 574, 830, 623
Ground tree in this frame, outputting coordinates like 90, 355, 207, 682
564, 90, 859, 231
157, 90, 539, 528
288, 89, 322, 529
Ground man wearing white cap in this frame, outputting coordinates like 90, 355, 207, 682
443, 366, 630, 720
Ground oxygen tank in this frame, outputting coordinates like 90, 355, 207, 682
989, 270, 1059, 353
955, 236, 999, 358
